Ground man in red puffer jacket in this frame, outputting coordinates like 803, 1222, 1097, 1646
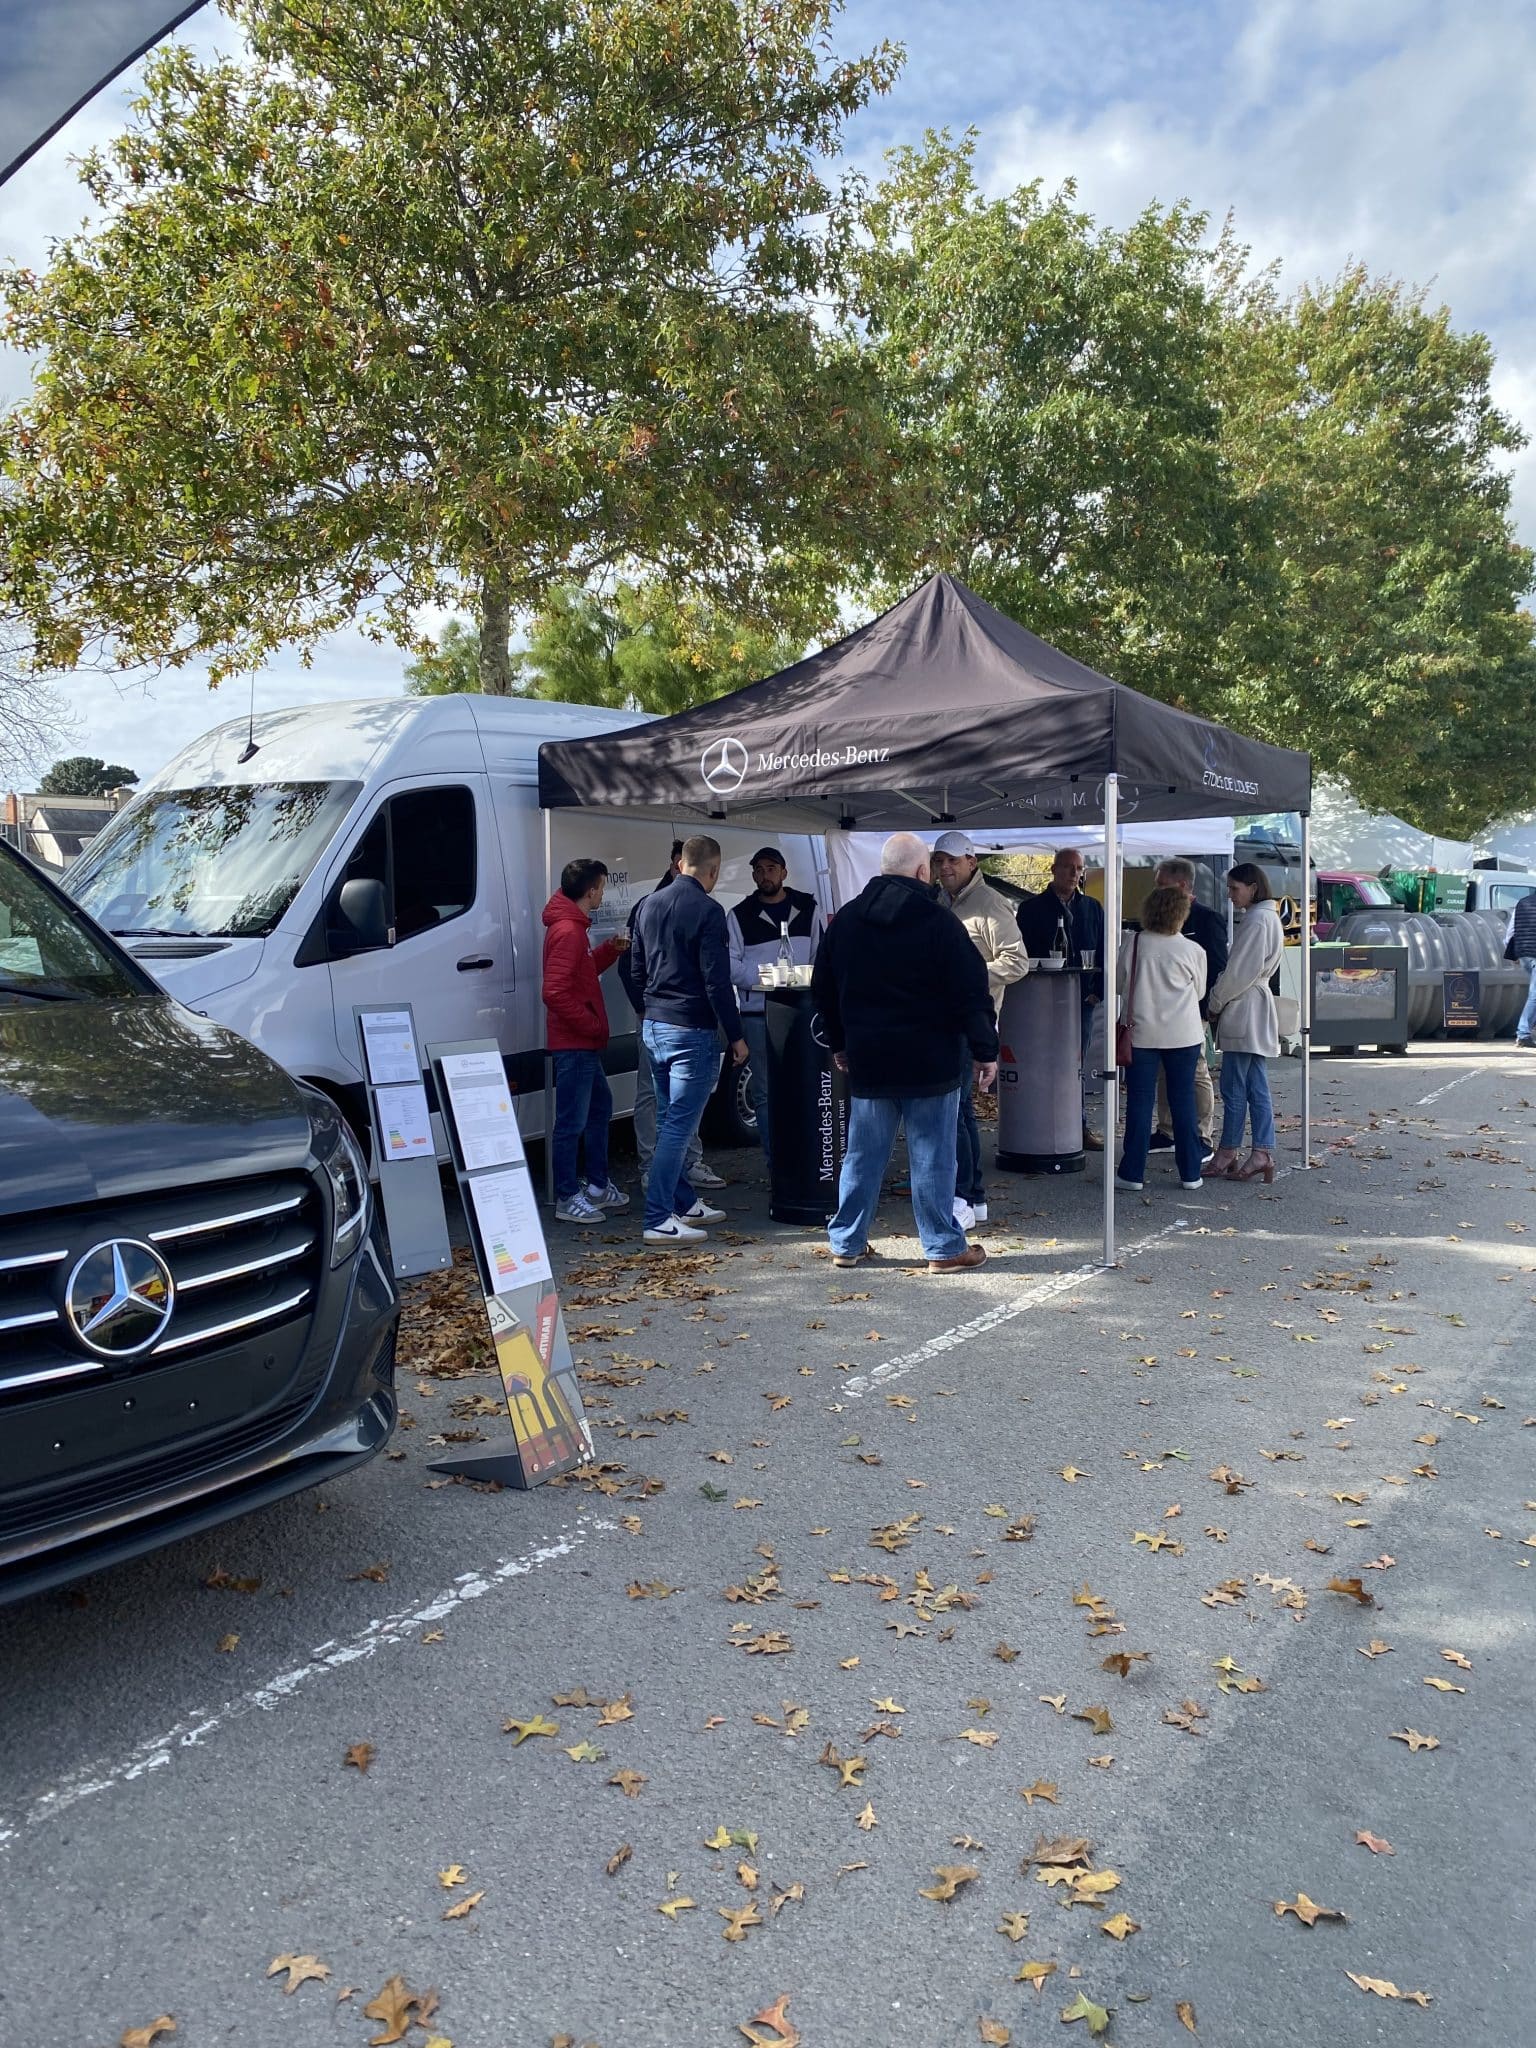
542, 858, 630, 1222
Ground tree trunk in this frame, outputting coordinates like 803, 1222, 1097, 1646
478, 570, 514, 695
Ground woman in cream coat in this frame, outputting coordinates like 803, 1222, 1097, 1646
1206, 864, 1285, 1182
1114, 884, 1208, 1192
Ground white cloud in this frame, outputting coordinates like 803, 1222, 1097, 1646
980, 0, 1536, 535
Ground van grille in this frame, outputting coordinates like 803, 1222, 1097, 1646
0, 1173, 323, 1402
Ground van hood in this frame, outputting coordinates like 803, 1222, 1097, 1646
116, 933, 268, 1001
0, 997, 315, 1217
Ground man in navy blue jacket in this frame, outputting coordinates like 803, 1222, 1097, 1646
629, 835, 748, 1245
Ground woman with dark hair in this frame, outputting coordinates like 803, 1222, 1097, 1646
1206, 863, 1285, 1182
1113, 884, 1208, 1192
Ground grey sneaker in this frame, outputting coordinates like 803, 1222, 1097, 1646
555, 1192, 605, 1223
587, 1181, 630, 1211
691, 1163, 728, 1188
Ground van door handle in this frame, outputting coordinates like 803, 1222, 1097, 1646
457, 955, 494, 971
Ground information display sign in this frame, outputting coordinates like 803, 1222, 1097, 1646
353, 1006, 451, 1279
427, 1037, 592, 1489
1442, 969, 1481, 1035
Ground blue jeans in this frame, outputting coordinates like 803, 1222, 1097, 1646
742, 1010, 772, 1169
956, 1086, 984, 1207
552, 1050, 611, 1201
828, 1090, 966, 1263
1120, 1044, 1202, 1184
1219, 1049, 1275, 1151
642, 1021, 719, 1227
1519, 959, 1536, 1040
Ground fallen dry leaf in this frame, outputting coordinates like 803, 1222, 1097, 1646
362, 1976, 429, 2046
605, 1844, 632, 1877
502, 1715, 558, 1745
1357, 1639, 1393, 1659
1060, 1990, 1111, 2036
442, 1890, 484, 1921
1422, 1677, 1465, 1694
1275, 1893, 1346, 1927
657, 1896, 697, 1920
856, 1802, 878, 1831
978, 2020, 1011, 2046
216, 1633, 240, 1653
1441, 1649, 1473, 1671
1345, 1972, 1432, 2007
960, 1727, 999, 1748
1101, 1650, 1151, 1679
267, 1955, 330, 1994
609, 1768, 647, 1797
1389, 1729, 1440, 1751
343, 1742, 376, 1775
1016, 1960, 1057, 1990
738, 1992, 801, 2048
1100, 1912, 1140, 1940
1327, 1576, 1375, 1607
120, 2021, 176, 2048
1175, 2001, 1198, 2035
1073, 1704, 1115, 1736
438, 1866, 467, 1889
1355, 1831, 1394, 1855
719, 1902, 763, 1943
1018, 1780, 1059, 1807
919, 1864, 981, 1902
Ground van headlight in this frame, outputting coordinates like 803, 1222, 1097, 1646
310, 1108, 370, 1266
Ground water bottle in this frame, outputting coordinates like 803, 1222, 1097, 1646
776, 925, 794, 986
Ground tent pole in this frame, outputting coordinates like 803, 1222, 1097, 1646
1100, 773, 1119, 1268
542, 805, 555, 1207
1300, 809, 1312, 1172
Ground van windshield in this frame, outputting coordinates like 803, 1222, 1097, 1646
0, 846, 148, 1003
69, 782, 360, 939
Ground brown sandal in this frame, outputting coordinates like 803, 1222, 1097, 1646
1233, 1149, 1276, 1183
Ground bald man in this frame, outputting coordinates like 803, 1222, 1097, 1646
811, 833, 998, 1273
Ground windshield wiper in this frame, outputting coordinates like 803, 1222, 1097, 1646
108, 926, 209, 939
0, 980, 85, 1002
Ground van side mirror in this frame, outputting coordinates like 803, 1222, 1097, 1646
333, 877, 391, 954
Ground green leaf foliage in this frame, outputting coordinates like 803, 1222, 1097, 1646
37, 755, 139, 796
847, 135, 1536, 838
2, 0, 902, 689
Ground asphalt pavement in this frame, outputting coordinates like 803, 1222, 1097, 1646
2, 1044, 1533, 2048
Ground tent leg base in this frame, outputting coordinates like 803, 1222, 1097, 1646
426, 1450, 533, 1491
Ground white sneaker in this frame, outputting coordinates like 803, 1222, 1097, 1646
1181, 1178, 1204, 1191
691, 1163, 728, 1188
555, 1192, 605, 1223
1113, 1174, 1144, 1192
680, 1199, 726, 1224
953, 1197, 976, 1231
587, 1181, 630, 1211
971, 1201, 989, 1224
644, 1214, 708, 1245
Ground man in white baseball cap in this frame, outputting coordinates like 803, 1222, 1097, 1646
930, 831, 1029, 1226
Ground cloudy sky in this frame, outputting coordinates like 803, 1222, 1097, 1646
3, 0, 1535, 786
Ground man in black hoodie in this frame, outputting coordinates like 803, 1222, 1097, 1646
812, 833, 998, 1272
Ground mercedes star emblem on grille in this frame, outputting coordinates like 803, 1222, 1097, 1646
64, 1239, 175, 1358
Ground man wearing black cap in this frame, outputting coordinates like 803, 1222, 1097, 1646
727, 847, 825, 1174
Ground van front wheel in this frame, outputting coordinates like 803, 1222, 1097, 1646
700, 1056, 760, 1150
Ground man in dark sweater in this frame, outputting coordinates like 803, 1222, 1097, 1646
812, 833, 998, 1273
1150, 857, 1228, 1155
629, 835, 748, 1245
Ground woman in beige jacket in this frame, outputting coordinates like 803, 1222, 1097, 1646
1113, 885, 1208, 1191
1206, 864, 1285, 1182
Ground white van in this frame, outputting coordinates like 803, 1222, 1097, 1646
65, 695, 831, 1152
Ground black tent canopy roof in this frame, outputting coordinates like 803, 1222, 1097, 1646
538, 573, 1310, 831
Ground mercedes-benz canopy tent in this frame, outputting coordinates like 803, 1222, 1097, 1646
539, 571, 1314, 1266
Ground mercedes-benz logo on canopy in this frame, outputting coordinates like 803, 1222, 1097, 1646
701, 737, 748, 796
64, 1239, 174, 1358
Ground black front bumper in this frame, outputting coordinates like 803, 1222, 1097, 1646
0, 1226, 399, 1607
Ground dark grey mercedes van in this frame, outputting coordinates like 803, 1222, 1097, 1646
0, 839, 398, 1603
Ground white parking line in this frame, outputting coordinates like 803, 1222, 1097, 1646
839, 1218, 1188, 1399
0, 1526, 590, 1853
1415, 1069, 1478, 1108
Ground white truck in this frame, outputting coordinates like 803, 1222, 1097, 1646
66, 693, 831, 1152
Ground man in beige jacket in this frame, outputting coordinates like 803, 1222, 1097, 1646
932, 832, 1029, 1225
